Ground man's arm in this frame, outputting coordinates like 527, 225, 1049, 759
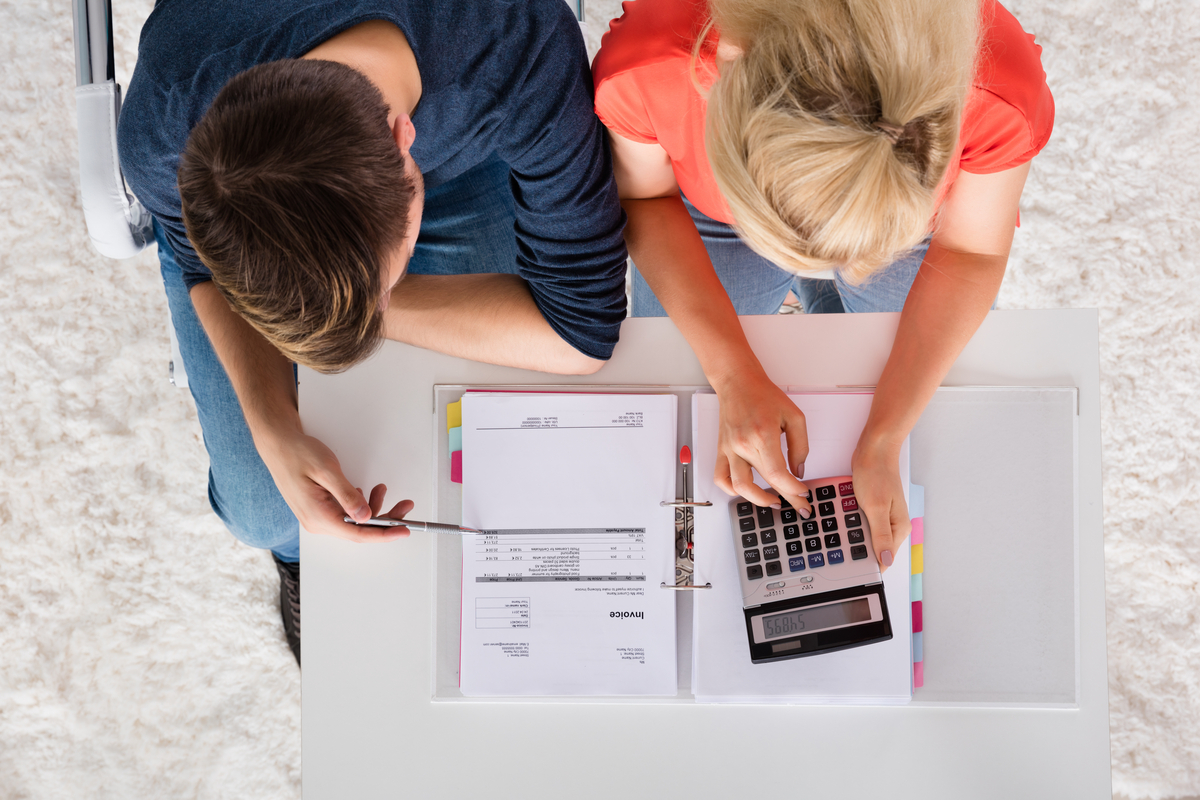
382, 273, 604, 375
190, 282, 412, 543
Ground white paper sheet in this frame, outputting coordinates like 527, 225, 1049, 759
459, 392, 678, 696
690, 392, 914, 704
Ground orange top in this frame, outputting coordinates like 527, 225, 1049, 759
593, 0, 1055, 225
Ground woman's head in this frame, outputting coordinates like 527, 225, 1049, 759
705, 0, 980, 282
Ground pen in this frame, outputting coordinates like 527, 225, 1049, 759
343, 516, 482, 534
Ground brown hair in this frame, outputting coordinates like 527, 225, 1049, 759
703, 0, 980, 282
178, 58, 416, 372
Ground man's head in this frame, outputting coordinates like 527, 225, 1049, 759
178, 58, 421, 373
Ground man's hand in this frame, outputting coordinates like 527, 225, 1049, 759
712, 370, 813, 515
850, 438, 911, 573
262, 432, 414, 544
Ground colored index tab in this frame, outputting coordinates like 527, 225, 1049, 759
910, 516, 924, 545
912, 630, 924, 661
450, 450, 463, 484
912, 600, 923, 633
910, 572, 923, 602
446, 400, 462, 431
448, 426, 462, 457
908, 484, 925, 518
913, 660, 925, 689
910, 543, 924, 574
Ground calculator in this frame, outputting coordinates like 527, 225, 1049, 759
729, 476, 892, 664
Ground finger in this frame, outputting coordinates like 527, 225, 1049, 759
729, 452, 778, 508
382, 499, 416, 536
368, 484, 388, 516
714, 452, 735, 496
749, 440, 811, 516
317, 466, 371, 522
781, 405, 810, 475
876, 494, 913, 572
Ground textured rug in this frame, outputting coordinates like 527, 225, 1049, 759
0, 0, 1196, 798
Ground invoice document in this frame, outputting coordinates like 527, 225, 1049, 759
459, 392, 678, 696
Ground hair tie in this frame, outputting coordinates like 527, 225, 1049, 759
874, 121, 905, 145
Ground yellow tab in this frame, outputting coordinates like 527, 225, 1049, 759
446, 400, 462, 431
910, 544, 923, 575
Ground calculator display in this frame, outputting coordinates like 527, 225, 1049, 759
761, 598, 872, 640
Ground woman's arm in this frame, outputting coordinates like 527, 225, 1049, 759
854, 162, 1032, 569
612, 132, 813, 512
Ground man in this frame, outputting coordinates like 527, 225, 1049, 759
117, 0, 628, 665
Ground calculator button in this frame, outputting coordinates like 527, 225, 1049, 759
760, 529, 778, 544
801, 520, 819, 536
737, 501, 754, 517
805, 537, 822, 552
781, 508, 798, 524
847, 528, 865, 544
827, 549, 845, 564
765, 560, 783, 576
845, 513, 862, 528
821, 517, 839, 533
747, 565, 764, 580
786, 541, 803, 556
841, 497, 859, 513
808, 553, 826, 568
851, 545, 869, 560
824, 533, 841, 548
739, 517, 756, 533
816, 485, 836, 501
838, 481, 855, 497
783, 525, 800, 540
741, 532, 758, 548
818, 501, 835, 517
744, 549, 761, 564
766, 581, 786, 589
763, 545, 780, 560
755, 506, 775, 528
788, 556, 806, 572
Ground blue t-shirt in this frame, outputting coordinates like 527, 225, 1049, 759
118, 0, 628, 359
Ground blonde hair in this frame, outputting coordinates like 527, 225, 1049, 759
704, 0, 981, 282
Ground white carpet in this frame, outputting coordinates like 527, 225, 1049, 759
0, 0, 1196, 797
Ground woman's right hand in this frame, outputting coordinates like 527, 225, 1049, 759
712, 368, 813, 516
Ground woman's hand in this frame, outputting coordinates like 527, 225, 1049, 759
713, 369, 813, 515
850, 436, 911, 572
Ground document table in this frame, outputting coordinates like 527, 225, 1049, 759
299, 310, 1111, 799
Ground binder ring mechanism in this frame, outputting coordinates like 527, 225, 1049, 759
660, 500, 712, 508
660, 581, 712, 590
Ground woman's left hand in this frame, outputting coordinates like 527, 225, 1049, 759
850, 437, 911, 573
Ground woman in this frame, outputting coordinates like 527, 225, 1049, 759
593, 0, 1053, 568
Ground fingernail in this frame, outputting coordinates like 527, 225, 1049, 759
881, 550, 893, 567
799, 506, 812, 519
769, 503, 781, 510
796, 464, 805, 479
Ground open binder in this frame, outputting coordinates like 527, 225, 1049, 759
431, 384, 1080, 707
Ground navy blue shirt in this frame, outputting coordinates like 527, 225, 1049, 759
119, 0, 628, 359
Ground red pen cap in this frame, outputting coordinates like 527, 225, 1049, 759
680, 445, 691, 465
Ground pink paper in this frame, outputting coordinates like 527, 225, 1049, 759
913, 660, 924, 688
910, 516, 924, 545
912, 600, 923, 633
450, 450, 463, 484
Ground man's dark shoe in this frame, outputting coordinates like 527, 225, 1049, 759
273, 554, 301, 667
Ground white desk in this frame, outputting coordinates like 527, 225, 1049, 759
300, 311, 1111, 799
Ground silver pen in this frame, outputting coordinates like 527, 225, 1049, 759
343, 516, 481, 534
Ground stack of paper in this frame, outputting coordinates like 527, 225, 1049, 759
459, 392, 679, 696
690, 392, 914, 704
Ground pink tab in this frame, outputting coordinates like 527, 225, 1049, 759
450, 450, 463, 484
910, 517, 924, 545
913, 660, 924, 689
912, 600, 923, 633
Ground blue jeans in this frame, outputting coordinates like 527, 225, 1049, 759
157, 155, 521, 562
631, 196, 929, 316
